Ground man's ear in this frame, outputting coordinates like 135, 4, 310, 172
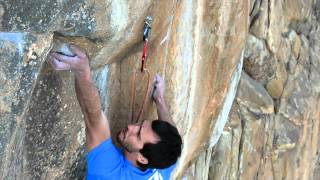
137, 153, 148, 165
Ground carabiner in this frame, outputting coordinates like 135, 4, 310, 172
141, 16, 152, 72
143, 16, 152, 41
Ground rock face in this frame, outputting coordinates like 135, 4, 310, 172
0, 0, 319, 180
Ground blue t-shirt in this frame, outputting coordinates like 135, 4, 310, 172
87, 138, 176, 180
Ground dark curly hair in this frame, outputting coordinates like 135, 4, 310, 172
138, 120, 182, 169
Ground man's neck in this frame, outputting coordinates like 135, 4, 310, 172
124, 150, 139, 167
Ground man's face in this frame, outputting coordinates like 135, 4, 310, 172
117, 120, 159, 153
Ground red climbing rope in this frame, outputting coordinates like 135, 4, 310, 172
131, 70, 151, 123
141, 41, 148, 72
130, 16, 153, 124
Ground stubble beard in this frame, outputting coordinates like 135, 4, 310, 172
117, 128, 135, 153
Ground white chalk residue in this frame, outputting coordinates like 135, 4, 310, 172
177, 0, 194, 129
0, 32, 26, 55
180, 0, 193, 67
93, 66, 109, 111
209, 51, 244, 147
110, 0, 128, 33
171, 0, 198, 179
160, 34, 168, 46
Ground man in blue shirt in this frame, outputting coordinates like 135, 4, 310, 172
49, 45, 182, 180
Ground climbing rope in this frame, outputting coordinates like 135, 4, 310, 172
131, 70, 151, 123
131, 16, 153, 124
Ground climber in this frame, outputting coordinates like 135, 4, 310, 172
48, 45, 182, 180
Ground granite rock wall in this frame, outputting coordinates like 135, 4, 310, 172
0, 0, 319, 179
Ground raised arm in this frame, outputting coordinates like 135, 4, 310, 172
49, 45, 110, 150
152, 74, 175, 126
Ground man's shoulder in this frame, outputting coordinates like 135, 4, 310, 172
87, 138, 121, 158
87, 138, 125, 175
147, 163, 177, 180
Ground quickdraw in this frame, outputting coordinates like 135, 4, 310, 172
141, 16, 152, 72
131, 16, 153, 124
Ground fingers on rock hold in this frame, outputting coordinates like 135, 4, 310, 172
51, 57, 70, 70
52, 52, 78, 63
70, 44, 86, 57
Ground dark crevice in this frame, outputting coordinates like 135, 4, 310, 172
236, 107, 245, 178
249, 0, 262, 29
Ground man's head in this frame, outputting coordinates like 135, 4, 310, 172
117, 120, 182, 169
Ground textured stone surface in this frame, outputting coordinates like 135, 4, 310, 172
249, 0, 268, 39
266, 78, 283, 99
237, 72, 274, 114
0, 32, 52, 179
210, 1, 320, 180
1, 0, 320, 180
266, 59, 288, 99
243, 34, 275, 85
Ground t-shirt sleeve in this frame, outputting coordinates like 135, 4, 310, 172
87, 138, 124, 175
160, 163, 177, 180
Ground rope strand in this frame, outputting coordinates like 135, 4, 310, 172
131, 70, 151, 123
130, 16, 153, 124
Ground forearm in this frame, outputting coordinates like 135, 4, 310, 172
49, 45, 110, 149
75, 70, 102, 126
155, 96, 175, 126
